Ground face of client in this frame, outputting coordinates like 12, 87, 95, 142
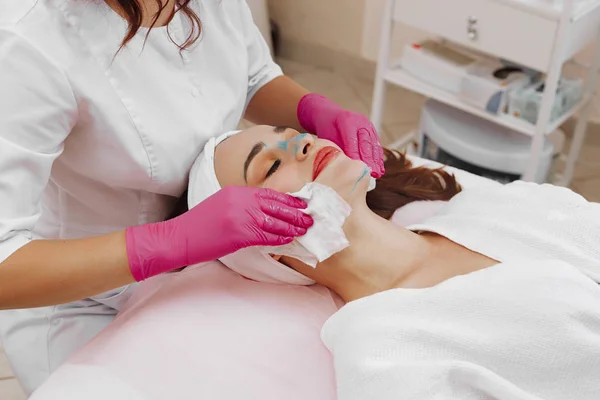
215, 126, 497, 301
215, 125, 371, 206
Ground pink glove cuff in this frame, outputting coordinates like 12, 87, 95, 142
125, 221, 187, 282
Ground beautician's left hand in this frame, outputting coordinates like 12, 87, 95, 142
297, 93, 385, 178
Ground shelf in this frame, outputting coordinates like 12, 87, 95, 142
492, 0, 600, 21
383, 65, 590, 136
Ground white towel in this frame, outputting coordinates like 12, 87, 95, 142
408, 181, 600, 282
262, 182, 352, 268
322, 181, 600, 399
322, 260, 600, 400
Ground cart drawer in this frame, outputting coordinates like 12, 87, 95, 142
393, 0, 558, 71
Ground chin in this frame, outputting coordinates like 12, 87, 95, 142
316, 157, 370, 203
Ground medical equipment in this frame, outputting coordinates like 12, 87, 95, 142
400, 40, 477, 94
459, 60, 530, 114
508, 77, 584, 123
418, 100, 557, 183
401, 40, 534, 115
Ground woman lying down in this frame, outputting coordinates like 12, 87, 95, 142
32, 125, 600, 400
186, 125, 600, 400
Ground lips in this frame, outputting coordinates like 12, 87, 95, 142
313, 146, 341, 180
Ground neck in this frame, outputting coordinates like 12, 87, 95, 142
286, 200, 498, 303
332, 206, 432, 301
289, 201, 432, 302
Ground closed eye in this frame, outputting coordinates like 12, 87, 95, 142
266, 159, 281, 178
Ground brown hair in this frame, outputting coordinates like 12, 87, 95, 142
111, 0, 202, 54
169, 148, 462, 220
366, 149, 462, 220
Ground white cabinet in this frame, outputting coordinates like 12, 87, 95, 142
393, 0, 557, 71
372, 0, 600, 185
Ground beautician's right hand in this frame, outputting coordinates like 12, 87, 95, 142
125, 186, 313, 281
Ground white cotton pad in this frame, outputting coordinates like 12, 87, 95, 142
260, 182, 352, 268
368, 176, 376, 192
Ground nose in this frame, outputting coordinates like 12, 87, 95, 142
293, 133, 315, 161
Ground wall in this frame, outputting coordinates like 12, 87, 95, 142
266, 0, 366, 57
361, 0, 428, 61
265, 0, 428, 62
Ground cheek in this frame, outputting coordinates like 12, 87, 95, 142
264, 165, 310, 193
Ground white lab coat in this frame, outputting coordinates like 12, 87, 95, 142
0, 0, 282, 394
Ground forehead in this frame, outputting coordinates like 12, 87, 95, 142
214, 125, 279, 187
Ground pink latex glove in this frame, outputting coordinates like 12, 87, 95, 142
297, 93, 385, 178
125, 186, 313, 281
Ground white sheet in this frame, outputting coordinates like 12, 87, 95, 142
322, 260, 600, 400
409, 181, 600, 282
323, 181, 600, 399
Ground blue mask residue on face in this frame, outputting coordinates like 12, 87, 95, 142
274, 133, 309, 154
350, 167, 370, 194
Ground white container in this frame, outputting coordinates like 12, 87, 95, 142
400, 40, 476, 94
507, 78, 583, 124
418, 99, 556, 184
459, 60, 530, 114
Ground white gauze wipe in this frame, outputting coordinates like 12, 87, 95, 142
368, 176, 376, 191
260, 182, 353, 268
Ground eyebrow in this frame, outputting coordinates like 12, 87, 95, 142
273, 125, 290, 133
243, 142, 265, 183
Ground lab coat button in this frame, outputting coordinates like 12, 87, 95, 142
191, 88, 199, 97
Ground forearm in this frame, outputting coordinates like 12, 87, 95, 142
244, 75, 310, 131
0, 231, 135, 310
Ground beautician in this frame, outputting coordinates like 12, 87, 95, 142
0, 0, 384, 394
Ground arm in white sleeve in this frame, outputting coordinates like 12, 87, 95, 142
0, 29, 136, 309
0, 28, 77, 263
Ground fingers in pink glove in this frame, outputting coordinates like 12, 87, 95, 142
241, 188, 313, 248
358, 127, 385, 178
257, 189, 314, 229
376, 142, 386, 177
335, 116, 385, 178
126, 186, 314, 282
357, 128, 375, 172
